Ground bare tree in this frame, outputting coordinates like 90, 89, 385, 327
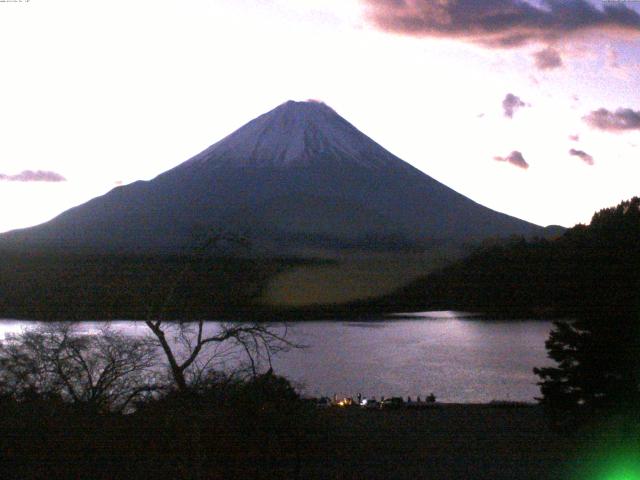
0, 323, 159, 412
144, 232, 299, 392
144, 320, 295, 392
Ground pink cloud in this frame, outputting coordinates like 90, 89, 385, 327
569, 148, 594, 165
494, 150, 529, 169
584, 108, 640, 132
533, 47, 563, 70
0, 170, 66, 182
362, 0, 640, 48
502, 93, 527, 118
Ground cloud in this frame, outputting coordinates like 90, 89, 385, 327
569, 148, 594, 165
583, 108, 640, 131
605, 45, 635, 80
0, 170, 67, 182
502, 93, 526, 118
569, 134, 580, 141
362, 0, 640, 48
533, 47, 563, 70
494, 150, 529, 169
606, 45, 621, 69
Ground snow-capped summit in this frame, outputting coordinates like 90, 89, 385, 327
178, 100, 411, 172
1, 101, 546, 253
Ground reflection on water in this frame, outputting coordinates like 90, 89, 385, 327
344, 322, 388, 329
390, 310, 480, 320
0, 320, 152, 338
0, 313, 553, 403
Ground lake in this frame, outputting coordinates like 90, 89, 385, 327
0, 312, 553, 403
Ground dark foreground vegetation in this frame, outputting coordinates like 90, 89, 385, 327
0, 375, 579, 480
0, 370, 311, 480
0, 322, 576, 480
0, 316, 636, 480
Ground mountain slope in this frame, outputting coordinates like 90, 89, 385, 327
1, 100, 546, 253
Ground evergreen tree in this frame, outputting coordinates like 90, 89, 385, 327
534, 197, 640, 429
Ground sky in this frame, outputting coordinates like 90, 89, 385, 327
0, 0, 639, 232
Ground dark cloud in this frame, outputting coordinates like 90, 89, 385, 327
569, 134, 580, 141
494, 150, 529, 169
533, 47, 563, 70
503, 93, 526, 118
583, 107, 640, 131
362, 0, 640, 48
569, 148, 594, 165
0, 170, 67, 182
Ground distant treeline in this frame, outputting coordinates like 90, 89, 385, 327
373, 197, 640, 319
2, 197, 638, 321
0, 251, 315, 320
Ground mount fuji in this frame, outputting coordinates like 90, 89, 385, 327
2, 100, 547, 254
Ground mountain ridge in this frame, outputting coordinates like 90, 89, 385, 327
1, 100, 550, 254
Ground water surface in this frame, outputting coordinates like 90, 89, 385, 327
0, 313, 553, 403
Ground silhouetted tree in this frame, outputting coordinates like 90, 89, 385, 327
145, 320, 295, 392
534, 197, 640, 429
534, 317, 639, 429
143, 232, 298, 392
0, 323, 159, 412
